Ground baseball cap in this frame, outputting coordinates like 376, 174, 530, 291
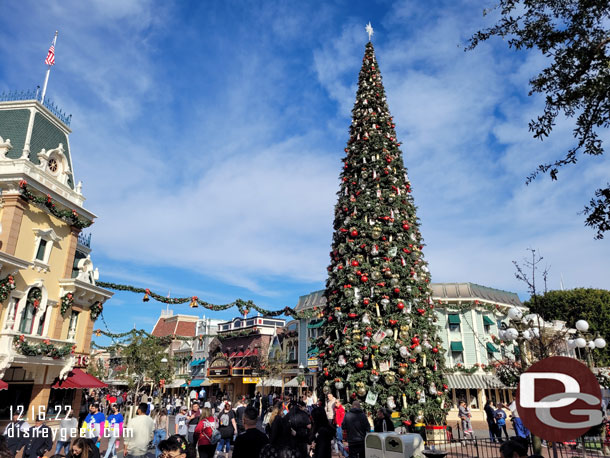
180, 406, 188, 412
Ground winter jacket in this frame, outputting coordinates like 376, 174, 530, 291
342, 408, 369, 444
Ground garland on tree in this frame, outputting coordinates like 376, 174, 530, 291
0, 275, 16, 302
19, 181, 92, 229
14, 335, 74, 358
317, 39, 449, 426
96, 281, 320, 319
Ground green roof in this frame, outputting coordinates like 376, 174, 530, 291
0, 104, 74, 189
0, 109, 29, 156
448, 314, 461, 324
450, 341, 464, 352
483, 316, 495, 326
486, 342, 499, 353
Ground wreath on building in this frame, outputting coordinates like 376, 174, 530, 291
61, 293, 74, 317
90, 301, 103, 320
27, 288, 42, 313
0, 275, 16, 302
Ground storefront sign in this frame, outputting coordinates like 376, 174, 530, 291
75, 355, 89, 367
242, 377, 261, 384
209, 377, 231, 383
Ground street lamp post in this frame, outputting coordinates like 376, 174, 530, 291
298, 363, 305, 399
566, 319, 606, 368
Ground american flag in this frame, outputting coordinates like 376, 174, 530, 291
44, 42, 55, 66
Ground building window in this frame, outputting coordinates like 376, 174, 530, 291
448, 314, 461, 332
452, 351, 464, 364
35, 239, 47, 261
36, 309, 46, 336
32, 229, 60, 265
483, 315, 494, 333
455, 389, 467, 408
469, 388, 479, 409
68, 311, 79, 338
18, 288, 42, 334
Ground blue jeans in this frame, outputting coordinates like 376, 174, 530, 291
56, 441, 70, 455
217, 437, 231, 453
153, 429, 167, 458
336, 426, 348, 457
103, 436, 119, 458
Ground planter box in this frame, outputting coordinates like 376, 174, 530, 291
425, 425, 448, 443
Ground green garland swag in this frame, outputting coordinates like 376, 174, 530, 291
0, 275, 16, 302
19, 180, 92, 229
96, 281, 321, 319
14, 335, 74, 358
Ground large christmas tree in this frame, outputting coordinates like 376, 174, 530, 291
317, 38, 449, 425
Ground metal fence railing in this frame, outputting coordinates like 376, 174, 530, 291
423, 435, 610, 458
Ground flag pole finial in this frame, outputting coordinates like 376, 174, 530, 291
366, 22, 374, 42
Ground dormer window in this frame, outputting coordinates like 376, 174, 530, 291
32, 228, 60, 266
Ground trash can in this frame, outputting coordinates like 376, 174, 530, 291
384, 433, 425, 458
365, 432, 395, 458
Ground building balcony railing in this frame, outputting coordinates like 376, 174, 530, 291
0, 89, 72, 126
77, 232, 92, 249
0, 330, 76, 379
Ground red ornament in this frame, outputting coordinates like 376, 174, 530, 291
356, 361, 364, 369
351, 260, 359, 267
361, 275, 368, 283
402, 222, 410, 230
338, 265, 343, 270
350, 230, 359, 237
411, 337, 420, 345
403, 420, 412, 426
389, 319, 397, 326
432, 347, 439, 353
348, 313, 357, 318
366, 331, 372, 337
363, 298, 370, 305
393, 288, 400, 293
417, 308, 425, 315
397, 302, 405, 310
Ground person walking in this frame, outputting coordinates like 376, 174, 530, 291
216, 401, 237, 457
310, 407, 334, 458
286, 401, 312, 458
373, 408, 394, 433
56, 411, 79, 456
193, 406, 218, 458
153, 409, 169, 458
3, 412, 30, 456
187, 402, 201, 444
324, 394, 336, 423
123, 403, 154, 458
103, 404, 123, 458
232, 407, 269, 458
83, 403, 106, 445
342, 400, 369, 458
495, 403, 510, 441
234, 399, 246, 436
23, 416, 52, 458
175, 406, 189, 441
484, 400, 500, 442
333, 399, 348, 457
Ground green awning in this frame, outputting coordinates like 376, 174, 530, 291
448, 314, 461, 324
307, 319, 326, 329
307, 346, 319, 356
486, 342, 499, 353
450, 341, 464, 352
483, 316, 495, 326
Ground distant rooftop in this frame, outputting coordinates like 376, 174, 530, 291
296, 282, 521, 311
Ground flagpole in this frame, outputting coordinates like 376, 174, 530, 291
40, 30, 58, 102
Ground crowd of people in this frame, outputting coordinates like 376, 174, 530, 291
2, 388, 608, 458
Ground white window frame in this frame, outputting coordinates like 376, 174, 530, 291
32, 228, 60, 267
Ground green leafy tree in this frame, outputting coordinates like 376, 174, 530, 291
468, 1, 610, 238
115, 335, 174, 395
87, 356, 106, 380
318, 41, 449, 425
525, 288, 610, 365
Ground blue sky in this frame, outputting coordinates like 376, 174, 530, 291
1, 0, 609, 341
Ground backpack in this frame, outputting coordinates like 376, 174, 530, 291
202, 419, 221, 444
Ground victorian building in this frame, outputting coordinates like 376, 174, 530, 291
206, 315, 284, 401
0, 93, 112, 421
